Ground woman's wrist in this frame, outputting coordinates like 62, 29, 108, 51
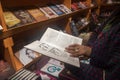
85, 46, 92, 57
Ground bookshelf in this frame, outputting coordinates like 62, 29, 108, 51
0, 0, 119, 71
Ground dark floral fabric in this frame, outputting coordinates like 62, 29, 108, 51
65, 7, 120, 80
90, 11, 120, 80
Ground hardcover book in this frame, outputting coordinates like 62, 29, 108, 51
15, 48, 40, 65
39, 6, 58, 18
41, 58, 64, 77
27, 8, 48, 22
56, 4, 72, 14
13, 10, 35, 26
48, 4, 65, 15
3, 11, 21, 28
25, 27, 82, 67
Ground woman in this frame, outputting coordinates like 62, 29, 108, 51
65, 7, 120, 80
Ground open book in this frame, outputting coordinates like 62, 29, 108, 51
25, 28, 82, 67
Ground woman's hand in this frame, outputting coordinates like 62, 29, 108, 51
65, 44, 91, 58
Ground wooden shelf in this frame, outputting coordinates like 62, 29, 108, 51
0, 6, 96, 40
1, 0, 116, 71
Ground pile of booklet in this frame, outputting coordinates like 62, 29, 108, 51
8, 69, 41, 80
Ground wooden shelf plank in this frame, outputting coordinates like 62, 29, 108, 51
101, 3, 120, 7
0, 6, 97, 40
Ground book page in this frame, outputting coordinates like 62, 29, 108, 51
40, 28, 82, 50
25, 28, 82, 67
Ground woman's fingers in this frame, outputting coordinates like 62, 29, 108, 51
65, 45, 80, 54
68, 44, 80, 47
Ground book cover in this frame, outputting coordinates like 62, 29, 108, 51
15, 48, 40, 65
48, 4, 65, 15
41, 59, 64, 77
13, 10, 35, 26
27, 8, 48, 22
25, 27, 82, 67
39, 6, 58, 18
56, 4, 72, 14
3, 11, 21, 28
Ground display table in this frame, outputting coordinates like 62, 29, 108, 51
8, 55, 79, 80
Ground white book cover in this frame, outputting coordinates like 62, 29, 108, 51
41, 62, 64, 77
25, 27, 82, 67
56, 4, 72, 14
39, 6, 58, 18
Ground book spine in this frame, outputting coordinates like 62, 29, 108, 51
39, 8, 50, 18
70, 20, 79, 36
47, 7, 58, 17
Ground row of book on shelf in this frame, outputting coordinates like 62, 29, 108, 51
3, 4, 72, 29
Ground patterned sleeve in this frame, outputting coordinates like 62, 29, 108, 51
87, 25, 103, 47
90, 24, 120, 69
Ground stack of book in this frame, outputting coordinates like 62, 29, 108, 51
8, 68, 41, 80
